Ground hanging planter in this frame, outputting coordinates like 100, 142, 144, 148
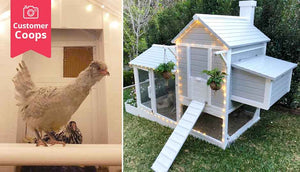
202, 68, 227, 91
162, 71, 172, 80
155, 61, 175, 80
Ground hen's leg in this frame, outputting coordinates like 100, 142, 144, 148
34, 129, 48, 147
46, 131, 65, 146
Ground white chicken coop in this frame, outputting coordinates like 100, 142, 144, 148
0, 0, 122, 169
125, 1, 297, 171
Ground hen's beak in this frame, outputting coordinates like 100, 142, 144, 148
100, 70, 110, 76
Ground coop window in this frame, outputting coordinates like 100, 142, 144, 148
63, 47, 93, 77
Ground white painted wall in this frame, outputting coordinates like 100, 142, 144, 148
0, 17, 21, 172
102, 13, 122, 145
0, 19, 22, 143
99, 6, 123, 172
51, 0, 103, 29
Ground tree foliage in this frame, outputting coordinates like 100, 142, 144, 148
254, 0, 299, 108
123, 0, 160, 62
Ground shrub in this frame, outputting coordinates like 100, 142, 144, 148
123, 70, 134, 87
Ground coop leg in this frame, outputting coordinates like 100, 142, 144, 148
222, 116, 229, 149
34, 129, 48, 147
254, 108, 261, 119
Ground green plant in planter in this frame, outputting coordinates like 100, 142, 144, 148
155, 61, 175, 80
202, 68, 227, 91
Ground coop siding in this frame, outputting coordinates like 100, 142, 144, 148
181, 22, 222, 46
270, 70, 292, 105
190, 48, 208, 78
210, 49, 226, 108
231, 44, 264, 63
232, 68, 265, 103
178, 46, 188, 97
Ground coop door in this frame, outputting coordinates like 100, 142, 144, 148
189, 47, 208, 102
138, 69, 152, 109
190, 77, 208, 102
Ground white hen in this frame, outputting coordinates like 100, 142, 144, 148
13, 60, 109, 146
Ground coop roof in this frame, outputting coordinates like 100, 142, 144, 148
129, 44, 176, 70
232, 55, 297, 80
172, 14, 270, 48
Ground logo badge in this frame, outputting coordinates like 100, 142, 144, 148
23, 5, 39, 19
11, 0, 51, 58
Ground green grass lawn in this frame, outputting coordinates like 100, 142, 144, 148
123, 88, 300, 171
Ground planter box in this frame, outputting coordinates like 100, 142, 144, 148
125, 102, 138, 115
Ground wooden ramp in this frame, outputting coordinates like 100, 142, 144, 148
151, 101, 205, 172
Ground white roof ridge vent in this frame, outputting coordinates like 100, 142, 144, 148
239, 0, 257, 25
193, 14, 247, 20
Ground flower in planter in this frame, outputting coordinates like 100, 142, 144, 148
127, 87, 137, 107
155, 61, 175, 80
202, 68, 227, 91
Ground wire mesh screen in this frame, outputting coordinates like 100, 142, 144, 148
154, 73, 176, 120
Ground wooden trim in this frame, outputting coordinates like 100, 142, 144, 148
231, 45, 265, 55
231, 95, 268, 110
223, 49, 232, 145
208, 48, 212, 105
91, 45, 99, 143
175, 71, 181, 122
134, 107, 177, 129
176, 45, 182, 122
177, 43, 223, 50
214, 51, 228, 65
187, 46, 191, 98
0, 143, 121, 166
214, 50, 227, 55
125, 102, 138, 115
254, 108, 261, 118
149, 69, 157, 113
133, 67, 141, 107
263, 79, 272, 108
287, 70, 293, 92
190, 130, 225, 149
263, 42, 267, 54
52, 41, 98, 47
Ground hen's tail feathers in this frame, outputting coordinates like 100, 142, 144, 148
12, 61, 35, 104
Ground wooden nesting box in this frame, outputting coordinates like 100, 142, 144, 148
231, 55, 296, 110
